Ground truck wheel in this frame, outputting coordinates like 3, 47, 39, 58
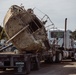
32, 57, 40, 70
45, 58, 49, 63
25, 56, 31, 74
74, 53, 76, 61
72, 58, 75, 61
56, 52, 62, 63
0, 68, 6, 71
72, 53, 76, 61
59, 53, 62, 62
3, 68, 6, 71
52, 55, 56, 63
45, 55, 57, 63
45, 55, 56, 63
33, 57, 40, 70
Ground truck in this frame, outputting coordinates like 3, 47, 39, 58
0, 5, 62, 74
0, 5, 76, 74
47, 18, 76, 61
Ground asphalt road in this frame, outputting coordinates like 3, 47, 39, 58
0, 60, 76, 75
29, 60, 76, 75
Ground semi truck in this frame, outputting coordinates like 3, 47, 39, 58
0, 5, 75, 74
47, 28, 76, 60
0, 5, 62, 74
47, 18, 76, 61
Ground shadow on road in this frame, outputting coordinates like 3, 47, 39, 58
0, 60, 76, 75
29, 60, 76, 75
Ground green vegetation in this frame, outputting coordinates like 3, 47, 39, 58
72, 30, 76, 40
0, 26, 7, 40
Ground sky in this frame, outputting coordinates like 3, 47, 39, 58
0, 0, 76, 31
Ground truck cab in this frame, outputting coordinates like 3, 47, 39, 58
47, 29, 73, 50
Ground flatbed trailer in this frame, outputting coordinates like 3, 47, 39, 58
0, 52, 31, 74
0, 45, 63, 74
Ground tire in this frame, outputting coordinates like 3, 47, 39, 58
0, 68, 6, 71
45, 58, 50, 63
3, 68, 6, 71
58, 53, 62, 62
25, 56, 31, 74
52, 55, 56, 63
45, 55, 56, 63
72, 58, 75, 61
56, 52, 62, 63
72, 53, 76, 61
33, 57, 40, 70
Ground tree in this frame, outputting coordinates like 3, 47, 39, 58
0, 25, 7, 40
72, 30, 76, 40
0, 26, 2, 32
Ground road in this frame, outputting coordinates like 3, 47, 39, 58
30, 60, 76, 75
0, 60, 76, 75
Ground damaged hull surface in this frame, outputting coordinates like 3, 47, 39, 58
3, 5, 47, 52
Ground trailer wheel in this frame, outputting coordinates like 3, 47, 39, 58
25, 57, 31, 74
35, 57, 40, 70
72, 58, 75, 61
0, 68, 6, 71
44, 55, 51, 63
32, 56, 40, 70
56, 52, 62, 63
52, 55, 56, 63
3, 68, 6, 71
45, 58, 49, 63
45, 54, 56, 63
48, 55, 56, 63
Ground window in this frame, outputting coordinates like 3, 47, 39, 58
28, 17, 42, 33
51, 31, 64, 38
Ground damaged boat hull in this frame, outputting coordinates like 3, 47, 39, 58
3, 5, 47, 51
